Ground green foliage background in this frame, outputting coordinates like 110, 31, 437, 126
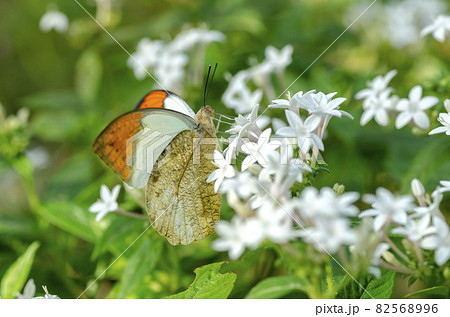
0, 0, 449, 298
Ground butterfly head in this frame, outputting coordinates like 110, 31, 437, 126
194, 105, 216, 137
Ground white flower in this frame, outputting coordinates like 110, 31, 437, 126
170, 28, 225, 51
413, 188, 446, 228
411, 178, 425, 198
429, 112, 450, 135
26, 146, 49, 169
222, 71, 263, 113
299, 217, 356, 254
212, 217, 246, 259
421, 15, 450, 42
225, 105, 261, 141
16, 279, 36, 299
395, 85, 438, 130
212, 217, 264, 259
269, 90, 316, 115
355, 70, 397, 100
127, 39, 164, 80
263, 140, 312, 184
220, 171, 257, 199
298, 91, 352, 122
277, 110, 323, 154
360, 90, 396, 126
292, 187, 359, 219
368, 243, 390, 278
34, 286, 60, 299
153, 49, 188, 91
16, 279, 60, 299
89, 185, 120, 221
360, 188, 415, 231
439, 180, 450, 193
421, 218, 450, 266
383, 4, 418, 48
264, 45, 293, 73
39, 9, 69, 33
257, 202, 297, 244
207, 150, 236, 192
391, 217, 436, 242
249, 172, 290, 210
241, 128, 280, 170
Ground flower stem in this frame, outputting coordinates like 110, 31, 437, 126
114, 208, 147, 220
413, 241, 424, 268
383, 234, 410, 263
325, 257, 335, 298
378, 260, 415, 275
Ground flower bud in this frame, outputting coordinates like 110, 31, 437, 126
444, 99, 450, 113
411, 178, 425, 197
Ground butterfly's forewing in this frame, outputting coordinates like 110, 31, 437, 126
93, 109, 198, 189
145, 106, 221, 245
137, 90, 195, 118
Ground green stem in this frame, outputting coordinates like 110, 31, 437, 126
115, 208, 147, 220
383, 234, 410, 264
413, 241, 424, 268
378, 260, 415, 275
325, 257, 335, 298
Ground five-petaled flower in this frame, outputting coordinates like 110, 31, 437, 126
421, 15, 450, 43
89, 185, 121, 221
360, 188, 415, 231
207, 150, 236, 192
395, 85, 438, 130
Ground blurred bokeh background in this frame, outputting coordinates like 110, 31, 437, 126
0, 0, 449, 298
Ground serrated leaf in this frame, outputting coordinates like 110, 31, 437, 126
165, 262, 236, 299
39, 201, 96, 243
246, 276, 307, 299
360, 269, 395, 299
405, 286, 449, 298
118, 238, 163, 298
0, 241, 40, 298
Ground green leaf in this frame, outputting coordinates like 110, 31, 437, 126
92, 217, 144, 259
360, 269, 395, 299
246, 276, 307, 299
118, 238, 163, 298
0, 241, 40, 298
39, 201, 97, 243
405, 286, 449, 299
165, 262, 236, 299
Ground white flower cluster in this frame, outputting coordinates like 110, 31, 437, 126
360, 179, 450, 266
209, 88, 355, 259
429, 99, 450, 136
356, 70, 439, 130
209, 78, 450, 271
127, 27, 225, 92
345, 0, 447, 49
222, 45, 293, 114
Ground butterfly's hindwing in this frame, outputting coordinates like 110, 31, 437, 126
145, 128, 221, 245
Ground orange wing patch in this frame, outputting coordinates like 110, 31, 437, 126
93, 112, 144, 182
136, 90, 167, 110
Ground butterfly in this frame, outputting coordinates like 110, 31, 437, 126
93, 88, 222, 245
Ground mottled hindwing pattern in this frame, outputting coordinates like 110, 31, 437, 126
145, 125, 221, 245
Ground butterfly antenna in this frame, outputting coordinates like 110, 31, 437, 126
203, 65, 212, 107
205, 63, 218, 106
